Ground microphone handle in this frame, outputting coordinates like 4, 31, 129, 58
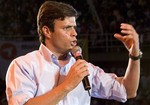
75, 56, 91, 91
82, 76, 91, 90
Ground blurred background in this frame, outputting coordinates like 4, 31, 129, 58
0, 0, 150, 105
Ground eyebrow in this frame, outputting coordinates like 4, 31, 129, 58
64, 25, 77, 29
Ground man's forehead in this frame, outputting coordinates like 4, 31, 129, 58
54, 17, 76, 26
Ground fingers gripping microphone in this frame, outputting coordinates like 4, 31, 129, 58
71, 46, 91, 96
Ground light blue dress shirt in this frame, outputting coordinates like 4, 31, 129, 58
6, 44, 127, 105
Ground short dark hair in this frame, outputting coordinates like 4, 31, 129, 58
37, 1, 78, 44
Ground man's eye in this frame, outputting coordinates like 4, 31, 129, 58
64, 26, 72, 31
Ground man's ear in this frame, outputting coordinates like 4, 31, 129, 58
42, 26, 51, 38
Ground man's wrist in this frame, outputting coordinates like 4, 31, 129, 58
129, 50, 143, 61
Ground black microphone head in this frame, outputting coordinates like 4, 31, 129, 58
71, 46, 82, 58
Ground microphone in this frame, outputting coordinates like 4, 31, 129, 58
71, 46, 91, 96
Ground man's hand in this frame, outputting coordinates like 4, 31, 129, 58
62, 59, 89, 91
114, 23, 139, 55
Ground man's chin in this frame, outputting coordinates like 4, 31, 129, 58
67, 45, 75, 52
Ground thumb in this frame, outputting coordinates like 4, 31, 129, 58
114, 34, 124, 42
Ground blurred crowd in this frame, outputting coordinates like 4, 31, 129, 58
93, 0, 150, 46
94, 0, 150, 32
0, 0, 39, 36
0, 0, 150, 105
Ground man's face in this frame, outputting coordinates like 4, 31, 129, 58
48, 17, 77, 54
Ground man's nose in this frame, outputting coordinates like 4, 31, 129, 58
70, 28, 77, 37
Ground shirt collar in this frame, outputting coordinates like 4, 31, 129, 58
39, 43, 72, 63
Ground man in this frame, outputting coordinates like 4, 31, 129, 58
6, 1, 142, 105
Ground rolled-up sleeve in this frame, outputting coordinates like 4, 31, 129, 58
6, 59, 37, 105
91, 66, 127, 102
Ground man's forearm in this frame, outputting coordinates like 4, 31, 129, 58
24, 83, 70, 105
123, 59, 140, 98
